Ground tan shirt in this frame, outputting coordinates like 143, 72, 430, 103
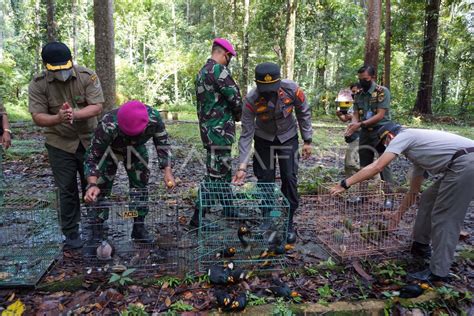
28, 66, 104, 153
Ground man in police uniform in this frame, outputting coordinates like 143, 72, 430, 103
191, 38, 243, 228
233, 62, 313, 241
29, 42, 104, 249
0, 97, 12, 190
345, 65, 394, 207
331, 123, 474, 282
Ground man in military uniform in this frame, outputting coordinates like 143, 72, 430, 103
233, 62, 313, 241
83, 100, 174, 250
191, 38, 243, 228
0, 97, 12, 190
331, 123, 474, 282
335, 87, 360, 177
29, 42, 104, 249
345, 65, 394, 207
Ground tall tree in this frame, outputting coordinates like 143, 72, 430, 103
383, 0, 391, 89
45, 0, 57, 42
413, 0, 441, 115
172, 1, 179, 103
241, 0, 250, 95
71, 0, 78, 57
364, 0, 381, 78
284, 0, 297, 79
93, 0, 116, 113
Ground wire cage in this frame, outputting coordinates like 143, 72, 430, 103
298, 181, 416, 261
81, 187, 181, 274
0, 191, 62, 288
195, 182, 290, 272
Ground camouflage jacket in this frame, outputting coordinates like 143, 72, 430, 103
84, 106, 172, 178
195, 59, 242, 149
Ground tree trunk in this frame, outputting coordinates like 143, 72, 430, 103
212, 6, 216, 37
71, 0, 78, 58
46, 0, 57, 42
35, 0, 41, 72
383, 0, 391, 89
241, 0, 250, 95
172, 1, 179, 103
364, 0, 381, 78
93, 0, 116, 113
413, 0, 441, 115
186, 0, 190, 24
0, 0, 4, 61
284, 0, 297, 80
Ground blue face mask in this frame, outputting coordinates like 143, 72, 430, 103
53, 69, 73, 82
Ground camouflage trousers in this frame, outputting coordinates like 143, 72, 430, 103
0, 146, 6, 204
195, 147, 233, 214
95, 145, 150, 220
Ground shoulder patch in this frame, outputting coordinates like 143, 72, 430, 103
77, 67, 94, 75
295, 87, 305, 103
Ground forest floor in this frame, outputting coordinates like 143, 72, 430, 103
0, 120, 473, 315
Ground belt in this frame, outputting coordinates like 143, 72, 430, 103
451, 147, 474, 162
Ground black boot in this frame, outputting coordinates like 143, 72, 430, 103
83, 219, 104, 257
131, 216, 154, 243
64, 231, 84, 250
286, 210, 297, 244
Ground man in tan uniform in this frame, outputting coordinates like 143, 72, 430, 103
28, 42, 104, 249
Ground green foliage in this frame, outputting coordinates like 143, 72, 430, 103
272, 298, 294, 316
154, 275, 181, 288
374, 261, 407, 280
169, 300, 194, 312
436, 286, 460, 301
120, 303, 149, 316
247, 292, 267, 306
109, 268, 136, 286
304, 265, 318, 276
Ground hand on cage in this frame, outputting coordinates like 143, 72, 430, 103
232, 170, 246, 185
85, 186, 101, 203
329, 183, 346, 195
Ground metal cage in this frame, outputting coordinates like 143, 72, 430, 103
0, 191, 62, 288
298, 181, 416, 261
195, 182, 290, 272
81, 187, 180, 274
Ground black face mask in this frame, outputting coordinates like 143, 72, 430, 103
359, 79, 372, 91
260, 91, 276, 101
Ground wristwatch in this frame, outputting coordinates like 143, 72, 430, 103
304, 138, 312, 144
86, 183, 98, 191
340, 179, 351, 190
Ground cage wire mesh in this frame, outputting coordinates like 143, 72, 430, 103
81, 187, 181, 274
298, 181, 416, 261
194, 182, 290, 272
0, 190, 62, 288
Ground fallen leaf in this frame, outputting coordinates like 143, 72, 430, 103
7, 293, 15, 302
165, 296, 172, 307
2, 299, 25, 316
162, 281, 169, 289
352, 260, 374, 284
183, 291, 193, 300
0, 272, 12, 280
459, 230, 470, 241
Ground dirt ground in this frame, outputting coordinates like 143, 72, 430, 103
0, 122, 472, 315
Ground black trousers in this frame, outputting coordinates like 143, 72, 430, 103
253, 135, 299, 215
46, 143, 87, 236
358, 129, 393, 184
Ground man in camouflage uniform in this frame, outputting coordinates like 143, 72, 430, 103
345, 65, 394, 208
190, 38, 243, 228
29, 42, 104, 250
233, 62, 313, 242
83, 100, 174, 251
0, 97, 12, 193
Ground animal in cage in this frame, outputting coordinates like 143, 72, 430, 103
0, 193, 62, 288
298, 182, 416, 261
195, 182, 290, 272
81, 189, 180, 273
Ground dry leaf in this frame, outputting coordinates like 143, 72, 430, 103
0, 272, 12, 280
162, 281, 169, 289
7, 293, 15, 302
165, 296, 172, 307
183, 291, 193, 300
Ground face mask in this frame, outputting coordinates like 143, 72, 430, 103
53, 69, 73, 82
260, 91, 276, 101
359, 79, 372, 91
